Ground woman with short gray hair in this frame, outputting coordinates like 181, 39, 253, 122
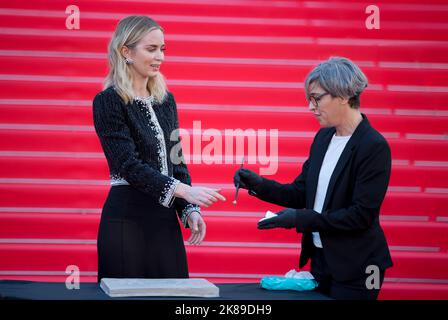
235, 57, 393, 300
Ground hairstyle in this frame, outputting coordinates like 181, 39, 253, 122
104, 16, 167, 104
305, 57, 368, 109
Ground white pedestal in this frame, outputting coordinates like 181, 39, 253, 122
100, 278, 220, 298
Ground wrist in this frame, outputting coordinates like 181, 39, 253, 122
251, 177, 264, 192
188, 211, 201, 218
175, 183, 190, 199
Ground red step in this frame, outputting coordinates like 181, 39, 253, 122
0, 184, 446, 221
1, 213, 447, 250
0, 243, 447, 280
1, 156, 448, 189
1, 79, 447, 110
1, 14, 447, 41
1, 104, 448, 137
2, 32, 448, 64
2, 56, 448, 87
379, 282, 448, 300
1, 129, 447, 162
2, 0, 447, 23
0, 213, 100, 240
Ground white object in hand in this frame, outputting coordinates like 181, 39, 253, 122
258, 210, 277, 222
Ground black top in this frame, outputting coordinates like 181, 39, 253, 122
251, 114, 394, 282
92, 86, 199, 226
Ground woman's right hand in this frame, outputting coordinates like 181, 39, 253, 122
233, 168, 263, 190
175, 183, 226, 207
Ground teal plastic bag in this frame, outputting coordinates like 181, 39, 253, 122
260, 276, 318, 292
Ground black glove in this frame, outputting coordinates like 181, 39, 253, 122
233, 168, 263, 190
257, 208, 297, 229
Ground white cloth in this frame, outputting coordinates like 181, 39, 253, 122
312, 133, 351, 248
258, 210, 277, 222
284, 269, 315, 280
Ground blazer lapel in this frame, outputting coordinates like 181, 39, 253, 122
321, 114, 371, 212
307, 128, 335, 208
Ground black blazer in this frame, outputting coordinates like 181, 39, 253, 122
252, 114, 393, 282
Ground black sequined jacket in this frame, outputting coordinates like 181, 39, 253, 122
92, 86, 200, 227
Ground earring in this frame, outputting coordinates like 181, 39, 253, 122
125, 58, 134, 65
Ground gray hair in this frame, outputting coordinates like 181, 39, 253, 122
305, 57, 368, 109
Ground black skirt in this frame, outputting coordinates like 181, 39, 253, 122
97, 185, 189, 282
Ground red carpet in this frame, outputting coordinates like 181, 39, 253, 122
0, 0, 447, 299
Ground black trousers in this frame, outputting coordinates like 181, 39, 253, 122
310, 247, 385, 300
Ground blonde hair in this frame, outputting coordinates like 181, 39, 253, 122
104, 16, 168, 104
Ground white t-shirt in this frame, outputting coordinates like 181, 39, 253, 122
312, 133, 351, 248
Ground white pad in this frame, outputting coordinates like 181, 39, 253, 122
258, 210, 278, 222
100, 278, 220, 298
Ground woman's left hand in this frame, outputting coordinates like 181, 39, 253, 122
187, 211, 206, 245
257, 208, 297, 229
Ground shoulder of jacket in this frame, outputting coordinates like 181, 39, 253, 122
93, 87, 125, 108
161, 91, 177, 110
164, 91, 175, 104
359, 125, 390, 153
94, 86, 117, 99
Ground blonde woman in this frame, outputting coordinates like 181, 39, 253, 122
93, 16, 225, 281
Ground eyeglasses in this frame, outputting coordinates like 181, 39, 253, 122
309, 92, 330, 108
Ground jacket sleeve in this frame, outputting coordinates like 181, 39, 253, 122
294, 140, 392, 233
167, 93, 201, 228
248, 160, 309, 209
92, 91, 180, 208
248, 130, 324, 208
